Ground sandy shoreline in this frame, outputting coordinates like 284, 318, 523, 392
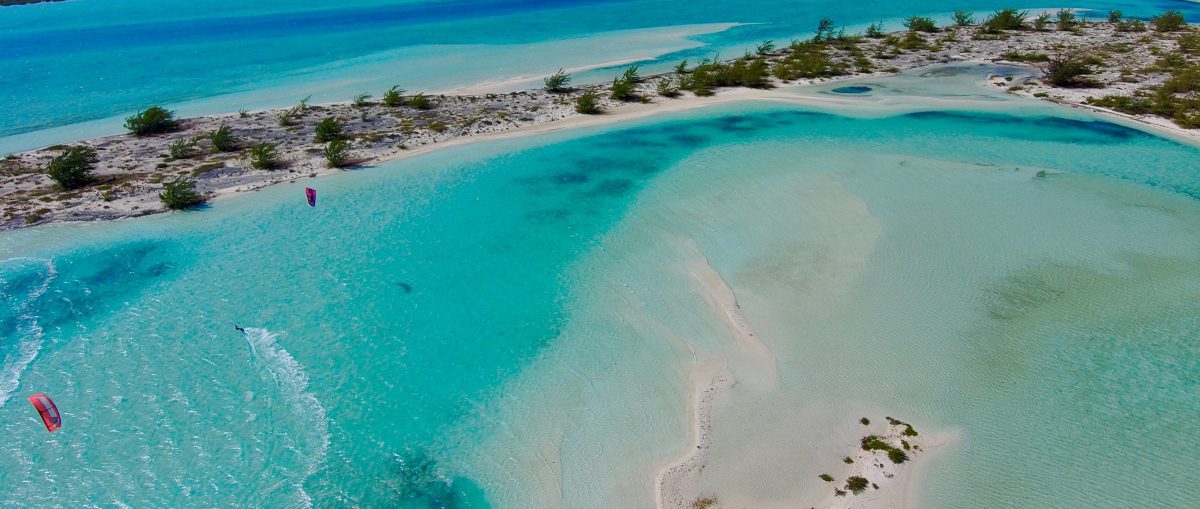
3, 20, 1197, 230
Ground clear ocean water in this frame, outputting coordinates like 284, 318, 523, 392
3, 2, 1200, 507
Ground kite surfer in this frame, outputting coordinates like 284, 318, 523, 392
234, 324, 246, 334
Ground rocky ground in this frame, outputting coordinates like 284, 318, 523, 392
2, 18, 1195, 230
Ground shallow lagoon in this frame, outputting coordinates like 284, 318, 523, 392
1, 69, 1199, 507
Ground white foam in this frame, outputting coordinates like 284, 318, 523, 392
0, 258, 56, 408
243, 327, 330, 508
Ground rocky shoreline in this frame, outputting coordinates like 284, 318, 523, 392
2, 14, 1196, 230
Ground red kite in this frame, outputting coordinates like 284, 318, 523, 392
305, 187, 317, 207
28, 393, 61, 432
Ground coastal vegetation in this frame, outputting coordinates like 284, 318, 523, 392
168, 138, 198, 159
819, 473, 834, 482
249, 143, 281, 170
575, 90, 602, 114
46, 146, 97, 190
1152, 10, 1186, 32
6, 13, 1199, 227
159, 178, 204, 209
125, 106, 178, 136
324, 139, 352, 168
846, 476, 869, 494
208, 125, 238, 152
544, 69, 572, 93
610, 66, 643, 101
382, 86, 407, 107
314, 117, 345, 143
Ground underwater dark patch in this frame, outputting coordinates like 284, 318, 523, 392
554, 171, 589, 185
667, 133, 712, 148
592, 179, 634, 197
832, 85, 872, 94
904, 111, 1145, 143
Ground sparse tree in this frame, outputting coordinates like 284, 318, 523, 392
756, 40, 775, 55
46, 146, 98, 190
903, 16, 938, 32
160, 177, 205, 209
1151, 10, 1186, 32
954, 10, 974, 26
313, 117, 344, 143
575, 90, 602, 114
124, 106, 177, 136
323, 139, 352, 168
382, 86, 406, 106
543, 68, 572, 93
249, 143, 280, 170
352, 92, 372, 107
209, 124, 237, 152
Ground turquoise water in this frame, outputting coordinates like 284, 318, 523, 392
2, 64, 1200, 507
4, 0, 1200, 152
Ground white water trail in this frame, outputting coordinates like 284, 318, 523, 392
0, 258, 57, 408
243, 327, 330, 508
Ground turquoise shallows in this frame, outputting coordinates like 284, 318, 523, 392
2, 85, 1199, 507
3, 0, 1199, 150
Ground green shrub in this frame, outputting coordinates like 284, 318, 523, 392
773, 42, 844, 80
1056, 9, 1078, 30
323, 139, 351, 168
575, 90, 602, 114
860, 417, 870, 425
843, 456, 854, 464
954, 10, 974, 26
544, 68, 573, 93
904, 16, 938, 32
1044, 51, 1099, 87
168, 138, 197, 159
610, 66, 642, 101
982, 8, 1028, 31
846, 476, 869, 494
209, 125, 237, 152
756, 40, 775, 55
46, 146, 98, 190
674, 59, 689, 74
861, 435, 893, 451
277, 106, 301, 126
352, 92, 372, 107
314, 117, 344, 143
1117, 19, 1146, 32
160, 177, 204, 209
656, 78, 681, 97
249, 143, 280, 170
124, 106, 177, 136
813, 18, 837, 43
888, 448, 909, 464
902, 424, 919, 436
1107, 10, 1122, 23
865, 22, 886, 38
1033, 12, 1052, 31
819, 474, 834, 482
1152, 10, 1186, 32
382, 85, 407, 106
408, 92, 434, 110
1001, 50, 1049, 62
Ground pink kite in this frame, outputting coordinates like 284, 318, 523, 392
305, 187, 316, 207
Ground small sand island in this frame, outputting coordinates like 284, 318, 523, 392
1, 9, 1196, 229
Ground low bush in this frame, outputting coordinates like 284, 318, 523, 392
904, 16, 938, 33
324, 139, 352, 168
544, 68, 572, 93
954, 10, 974, 26
382, 85, 406, 106
160, 177, 205, 209
1152, 10, 1186, 32
124, 106, 177, 136
982, 8, 1028, 32
249, 143, 280, 170
314, 117, 344, 143
168, 138, 197, 159
46, 146, 98, 190
846, 476, 869, 494
575, 90, 602, 114
209, 125, 237, 152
